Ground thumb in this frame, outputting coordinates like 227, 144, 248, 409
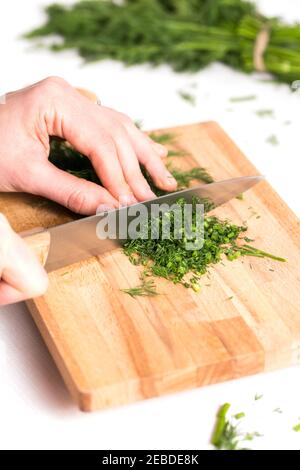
31, 162, 118, 215
0, 214, 48, 305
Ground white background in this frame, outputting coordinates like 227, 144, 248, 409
0, 0, 300, 450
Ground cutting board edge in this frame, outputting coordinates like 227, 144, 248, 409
25, 296, 300, 412
26, 298, 92, 411
77, 349, 300, 412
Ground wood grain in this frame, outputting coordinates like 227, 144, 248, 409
1, 121, 299, 411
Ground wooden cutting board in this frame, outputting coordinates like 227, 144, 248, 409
1, 121, 300, 412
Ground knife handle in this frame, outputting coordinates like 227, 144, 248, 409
23, 230, 51, 267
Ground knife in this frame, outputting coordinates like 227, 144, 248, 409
23, 175, 264, 272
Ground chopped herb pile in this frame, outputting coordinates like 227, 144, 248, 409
123, 199, 248, 290
26, 0, 300, 84
123, 202, 285, 292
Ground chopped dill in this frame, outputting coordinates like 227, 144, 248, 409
230, 95, 257, 103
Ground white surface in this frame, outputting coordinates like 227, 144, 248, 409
0, 0, 300, 450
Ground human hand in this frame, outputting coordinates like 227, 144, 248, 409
0, 77, 177, 214
0, 214, 48, 306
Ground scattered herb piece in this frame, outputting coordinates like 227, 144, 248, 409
230, 95, 257, 103
243, 237, 255, 243
244, 432, 263, 441
293, 424, 300, 432
234, 412, 246, 420
122, 278, 159, 298
266, 134, 279, 146
236, 193, 244, 200
226, 296, 234, 301
238, 245, 286, 263
178, 90, 196, 106
255, 394, 263, 401
255, 109, 274, 118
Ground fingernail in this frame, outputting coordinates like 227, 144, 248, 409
119, 194, 138, 207
96, 204, 115, 214
164, 171, 177, 186
152, 142, 168, 157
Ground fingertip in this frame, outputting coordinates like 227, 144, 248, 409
29, 267, 49, 298
162, 175, 178, 191
151, 169, 178, 192
119, 194, 138, 207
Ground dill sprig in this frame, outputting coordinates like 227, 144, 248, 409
122, 278, 159, 298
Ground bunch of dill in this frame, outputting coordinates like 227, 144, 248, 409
26, 0, 300, 83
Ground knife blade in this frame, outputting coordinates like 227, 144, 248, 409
23, 175, 264, 272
